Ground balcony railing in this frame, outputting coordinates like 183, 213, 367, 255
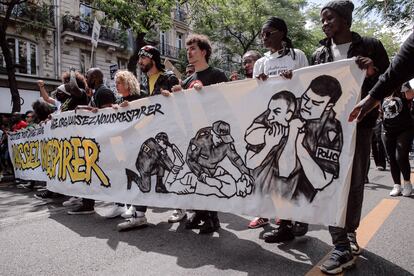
160, 44, 183, 59
62, 15, 127, 48
0, 3, 55, 27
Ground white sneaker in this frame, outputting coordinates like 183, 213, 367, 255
121, 206, 136, 218
390, 184, 402, 196
103, 204, 126, 218
117, 215, 147, 231
168, 209, 187, 223
62, 197, 82, 207
402, 183, 412, 197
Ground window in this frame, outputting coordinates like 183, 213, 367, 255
0, 38, 38, 75
117, 58, 128, 70
160, 31, 166, 55
80, 50, 95, 74
176, 32, 183, 50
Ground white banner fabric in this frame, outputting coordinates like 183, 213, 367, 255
8, 59, 365, 227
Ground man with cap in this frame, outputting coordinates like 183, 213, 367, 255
67, 67, 116, 215
121, 45, 185, 225
138, 45, 179, 96
311, 1, 390, 274
181, 120, 252, 234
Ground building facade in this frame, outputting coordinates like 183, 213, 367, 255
0, 0, 191, 114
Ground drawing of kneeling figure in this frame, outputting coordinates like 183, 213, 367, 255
125, 132, 183, 193
167, 120, 254, 198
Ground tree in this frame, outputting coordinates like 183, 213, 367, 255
188, 0, 309, 71
358, 0, 413, 29
93, 0, 176, 73
0, 0, 28, 113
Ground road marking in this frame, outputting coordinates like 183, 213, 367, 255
305, 198, 399, 276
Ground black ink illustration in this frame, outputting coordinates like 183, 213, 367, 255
246, 75, 344, 204
126, 132, 183, 193
126, 122, 254, 198
166, 120, 254, 198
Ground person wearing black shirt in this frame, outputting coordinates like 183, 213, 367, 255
170, 34, 228, 234
382, 83, 414, 197
68, 68, 116, 215
350, 30, 414, 122
312, 1, 390, 274
138, 45, 179, 96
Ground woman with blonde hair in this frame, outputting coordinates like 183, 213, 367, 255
115, 70, 142, 105
102, 70, 143, 218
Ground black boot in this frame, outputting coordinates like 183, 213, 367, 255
155, 176, 168, 193
185, 210, 204, 229
199, 211, 220, 234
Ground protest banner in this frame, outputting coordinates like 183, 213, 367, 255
8, 59, 365, 227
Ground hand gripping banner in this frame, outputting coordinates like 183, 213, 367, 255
8, 59, 365, 227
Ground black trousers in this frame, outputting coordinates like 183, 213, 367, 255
382, 128, 414, 184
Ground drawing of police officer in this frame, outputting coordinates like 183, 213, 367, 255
170, 120, 253, 198
277, 75, 343, 203
126, 132, 182, 193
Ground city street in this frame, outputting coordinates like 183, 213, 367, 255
0, 163, 413, 276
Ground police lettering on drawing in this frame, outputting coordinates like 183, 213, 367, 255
303, 110, 342, 177
316, 130, 340, 163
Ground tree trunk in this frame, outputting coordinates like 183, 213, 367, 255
127, 32, 146, 74
0, 27, 20, 113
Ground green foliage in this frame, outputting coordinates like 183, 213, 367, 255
93, 0, 175, 35
189, 0, 308, 59
358, 0, 413, 29
351, 15, 401, 57
6, 0, 55, 35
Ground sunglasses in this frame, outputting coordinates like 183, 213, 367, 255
260, 30, 279, 39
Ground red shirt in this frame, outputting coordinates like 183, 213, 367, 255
12, 120, 28, 131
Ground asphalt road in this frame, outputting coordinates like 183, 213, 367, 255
0, 163, 413, 276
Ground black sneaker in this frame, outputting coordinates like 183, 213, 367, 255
348, 232, 362, 255
292, 222, 308, 237
211, 212, 220, 230
67, 205, 95, 215
263, 225, 295, 243
34, 190, 57, 201
185, 212, 203, 229
320, 247, 355, 274
199, 217, 219, 234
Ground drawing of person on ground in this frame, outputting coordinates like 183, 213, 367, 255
168, 120, 253, 198
125, 132, 183, 193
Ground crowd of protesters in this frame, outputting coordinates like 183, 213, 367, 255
1, 0, 414, 274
